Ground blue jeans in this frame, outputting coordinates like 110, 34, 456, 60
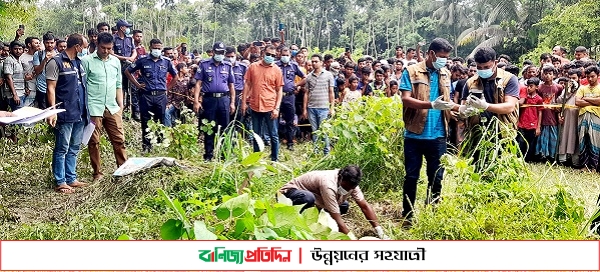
402, 137, 447, 219
24, 91, 35, 107
52, 121, 85, 186
308, 108, 330, 154
8, 95, 26, 111
251, 110, 279, 161
164, 104, 180, 127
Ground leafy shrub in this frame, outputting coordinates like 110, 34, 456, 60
318, 96, 405, 195
158, 191, 349, 240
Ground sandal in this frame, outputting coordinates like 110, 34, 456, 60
54, 184, 74, 194
68, 180, 88, 188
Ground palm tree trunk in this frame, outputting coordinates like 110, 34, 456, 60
212, 5, 217, 45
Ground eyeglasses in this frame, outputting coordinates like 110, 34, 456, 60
265, 53, 276, 57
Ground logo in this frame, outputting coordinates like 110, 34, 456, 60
198, 247, 293, 264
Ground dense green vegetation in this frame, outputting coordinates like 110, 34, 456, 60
2, 0, 600, 240
2, 0, 600, 60
1, 96, 598, 240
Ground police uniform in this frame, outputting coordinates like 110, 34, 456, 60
195, 45, 235, 161
276, 60, 305, 149
127, 55, 177, 151
113, 19, 137, 116
230, 60, 248, 129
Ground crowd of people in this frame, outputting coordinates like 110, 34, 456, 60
1, 20, 599, 235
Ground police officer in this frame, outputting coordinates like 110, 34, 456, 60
113, 19, 137, 118
276, 47, 305, 151
193, 42, 235, 161
225, 46, 248, 132
125, 38, 176, 152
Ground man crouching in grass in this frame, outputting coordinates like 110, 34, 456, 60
279, 165, 390, 239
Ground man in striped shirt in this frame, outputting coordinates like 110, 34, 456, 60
302, 54, 335, 155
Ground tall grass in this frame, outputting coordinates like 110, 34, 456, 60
405, 118, 589, 239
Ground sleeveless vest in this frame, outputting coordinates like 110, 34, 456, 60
53, 52, 89, 124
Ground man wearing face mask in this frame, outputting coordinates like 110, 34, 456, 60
45, 33, 90, 194
225, 46, 248, 132
193, 42, 235, 161
125, 38, 177, 152
399, 38, 461, 228
460, 47, 520, 128
276, 47, 305, 151
290, 44, 299, 58
460, 47, 520, 164
241, 45, 284, 161
113, 19, 137, 118
279, 165, 390, 239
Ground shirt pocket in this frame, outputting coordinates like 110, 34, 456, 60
286, 70, 295, 81
234, 72, 243, 83
204, 70, 215, 83
219, 68, 229, 83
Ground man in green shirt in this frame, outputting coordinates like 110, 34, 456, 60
81, 32, 127, 182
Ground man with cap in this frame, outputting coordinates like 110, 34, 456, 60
276, 47, 305, 151
125, 38, 176, 152
113, 19, 137, 118
193, 42, 235, 161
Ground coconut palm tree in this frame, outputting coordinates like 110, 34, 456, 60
432, 0, 472, 56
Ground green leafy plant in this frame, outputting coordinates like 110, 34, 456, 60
318, 95, 404, 194
158, 192, 349, 240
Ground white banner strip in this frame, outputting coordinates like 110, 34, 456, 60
1, 240, 598, 270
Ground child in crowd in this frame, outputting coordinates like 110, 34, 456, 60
518, 77, 543, 162
557, 75, 580, 167
388, 80, 399, 97
369, 69, 387, 96
536, 65, 563, 161
340, 76, 362, 107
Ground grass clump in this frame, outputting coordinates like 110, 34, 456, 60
404, 118, 589, 240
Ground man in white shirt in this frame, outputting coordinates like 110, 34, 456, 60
20, 36, 40, 107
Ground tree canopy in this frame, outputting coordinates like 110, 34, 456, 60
1, 0, 598, 60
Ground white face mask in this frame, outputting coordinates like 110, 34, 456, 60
150, 49, 161, 58
338, 186, 349, 196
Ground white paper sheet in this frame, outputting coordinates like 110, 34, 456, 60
0, 106, 66, 125
113, 157, 177, 177
82, 122, 96, 145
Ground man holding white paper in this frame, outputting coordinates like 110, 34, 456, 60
0, 111, 15, 117
81, 32, 127, 182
